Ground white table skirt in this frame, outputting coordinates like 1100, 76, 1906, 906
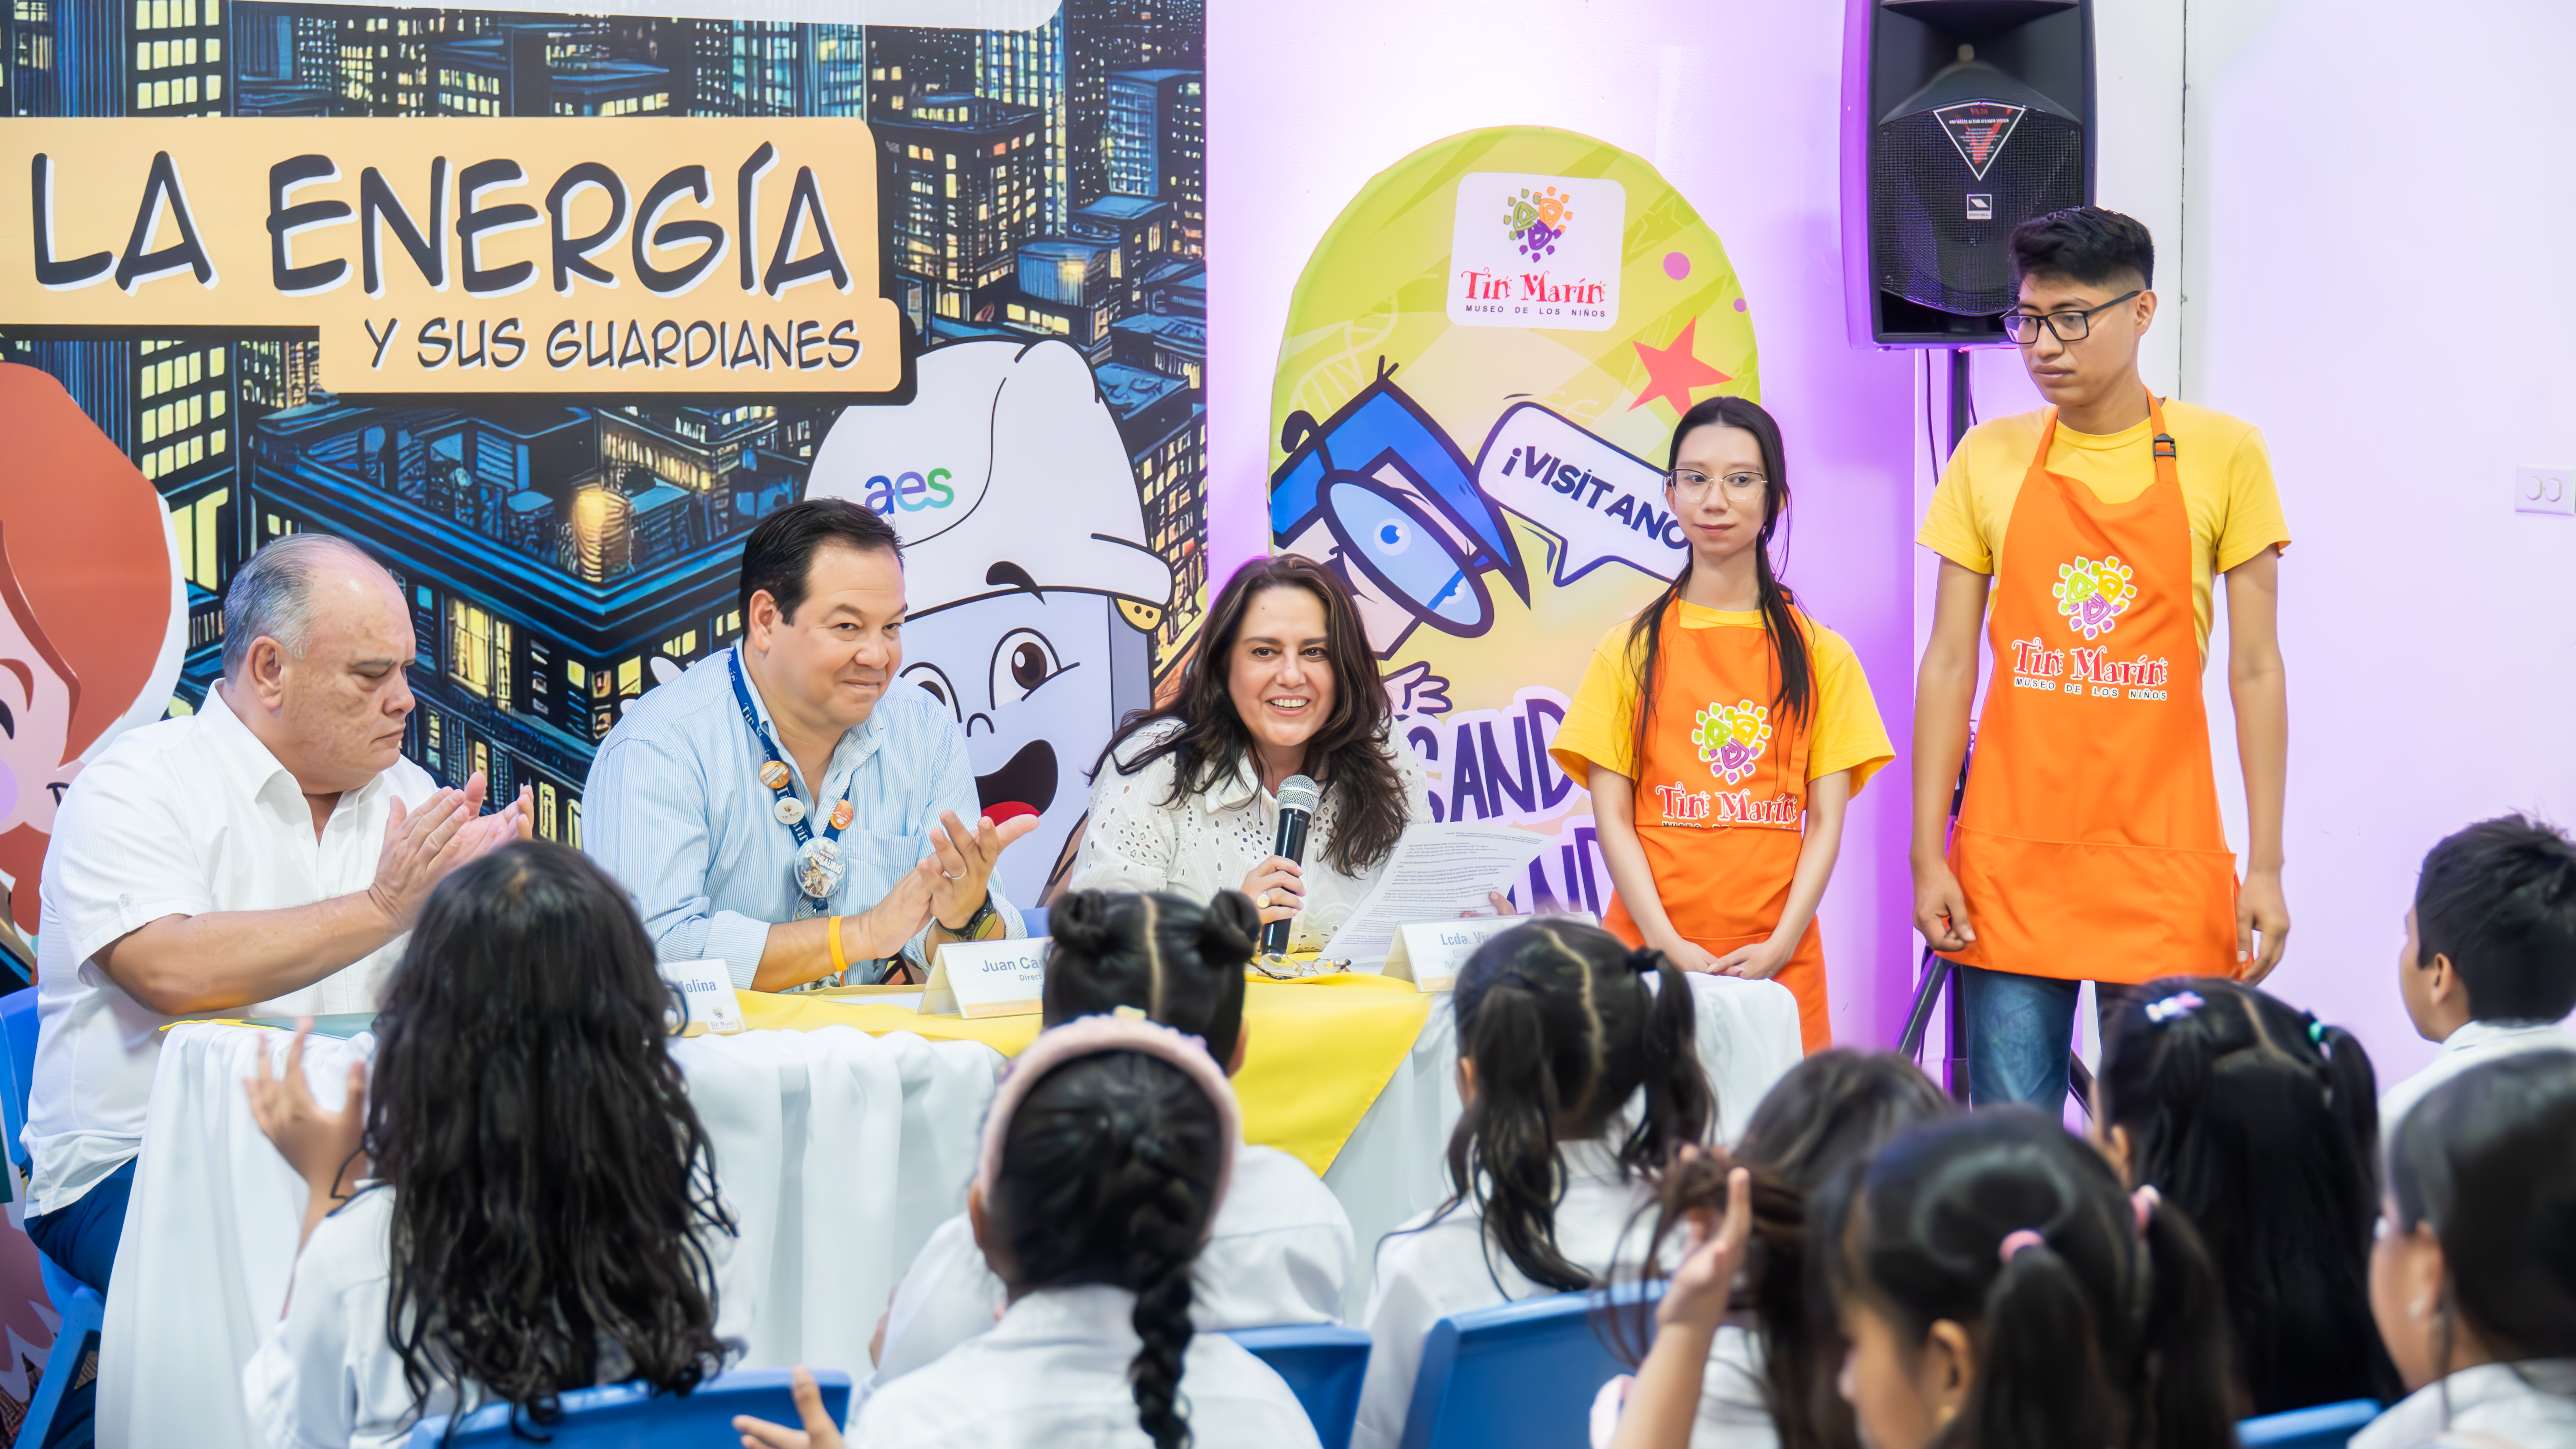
94, 974, 1798, 1448
97, 1023, 1004, 1449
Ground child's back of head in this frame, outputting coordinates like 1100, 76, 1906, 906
2412, 814, 2576, 1028
2096, 979, 2391, 1414
1638, 1052, 1956, 1449
1825, 1109, 2237, 1449
1042, 888, 1258, 1063
371, 840, 731, 1413
1448, 919, 1716, 1291
980, 1021, 1234, 1449
2382, 1052, 2576, 1386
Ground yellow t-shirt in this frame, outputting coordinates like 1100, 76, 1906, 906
1549, 602, 1894, 795
1917, 400, 2291, 656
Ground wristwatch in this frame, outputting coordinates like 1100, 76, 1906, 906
943, 890, 997, 939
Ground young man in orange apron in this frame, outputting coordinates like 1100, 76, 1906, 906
1911, 207, 2291, 1112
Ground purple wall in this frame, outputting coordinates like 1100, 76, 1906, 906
1207, 0, 1926, 1044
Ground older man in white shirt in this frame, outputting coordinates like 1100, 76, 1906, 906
21, 534, 526, 1295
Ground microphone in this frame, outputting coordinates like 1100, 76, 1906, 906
1260, 774, 1321, 955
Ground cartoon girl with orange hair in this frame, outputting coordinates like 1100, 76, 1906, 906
0, 364, 187, 943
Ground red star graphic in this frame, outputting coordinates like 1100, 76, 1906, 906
1628, 318, 1731, 414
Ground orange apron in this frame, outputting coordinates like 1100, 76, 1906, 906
1604, 602, 1831, 1052
1943, 397, 2239, 984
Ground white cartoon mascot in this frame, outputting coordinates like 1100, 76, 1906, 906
807, 339, 1174, 907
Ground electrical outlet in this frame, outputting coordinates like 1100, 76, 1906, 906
2515, 465, 2573, 516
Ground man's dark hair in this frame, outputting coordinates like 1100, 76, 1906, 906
738, 499, 900, 623
2415, 814, 2576, 1023
2009, 205, 2155, 291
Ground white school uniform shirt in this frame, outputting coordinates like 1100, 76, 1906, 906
868, 1142, 1355, 1391
1692, 1325, 1777, 1449
1068, 721, 1432, 952
1587, 1326, 1776, 1449
855, 1282, 1322, 1449
1350, 1137, 1659, 1449
241, 1185, 757, 1449
2350, 1360, 2576, 1449
25, 685, 436, 1216
2379, 1020, 2576, 1158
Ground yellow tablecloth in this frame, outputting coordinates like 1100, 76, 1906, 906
735, 974, 1433, 1174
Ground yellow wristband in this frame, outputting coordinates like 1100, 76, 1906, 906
828, 914, 848, 976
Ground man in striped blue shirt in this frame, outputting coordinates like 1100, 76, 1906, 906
586, 500, 1036, 990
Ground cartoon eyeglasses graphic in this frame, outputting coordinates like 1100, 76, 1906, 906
1270, 361, 1529, 654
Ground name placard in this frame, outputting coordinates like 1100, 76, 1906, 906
921, 937, 1049, 1019
659, 959, 745, 1037
1381, 911, 1599, 992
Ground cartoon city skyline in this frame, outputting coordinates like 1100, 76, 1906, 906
0, 0, 1210, 869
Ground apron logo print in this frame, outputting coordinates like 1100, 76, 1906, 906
2053, 555, 2139, 641
1693, 699, 1773, 785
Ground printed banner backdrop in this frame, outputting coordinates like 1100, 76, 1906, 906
0, 0, 1205, 1429
1268, 126, 1758, 917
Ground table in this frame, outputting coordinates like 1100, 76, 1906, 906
95, 973, 1798, 1449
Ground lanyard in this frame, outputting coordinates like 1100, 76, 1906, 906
728, 648, 858, 912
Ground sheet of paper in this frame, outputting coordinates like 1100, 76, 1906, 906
1320, 822, 1552, 968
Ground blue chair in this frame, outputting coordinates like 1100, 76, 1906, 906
0, 986, 106, 1449
406, 1367, 852, 1447
1398, 1288, 1652, 1449
1225, 1324, 1372, 1449
2238, 1399, 2381, 1449
1022, 905, 1050, 938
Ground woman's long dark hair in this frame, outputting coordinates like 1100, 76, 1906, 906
988, 1049, 1226, 1449
2097, 978, 2395, 1414
1045, 889, 1259, 1062
1625, 397, 1812, 781
1439, 919, 1714, 1292
368, 841, 732, 1426
1094, 554, 1408, 877
2388, 1051, 2576, 1370
1615, 1052, 1957, 1449
1823, 1110, 2239, 1449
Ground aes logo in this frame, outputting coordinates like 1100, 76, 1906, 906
860, 469, 958, 513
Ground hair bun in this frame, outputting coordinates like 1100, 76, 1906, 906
1200, 891, 1261, 966
1051, 890, 1120, 956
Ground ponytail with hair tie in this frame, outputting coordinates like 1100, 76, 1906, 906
1198, 889, 1261, 966
1434, 921, 1718, 1295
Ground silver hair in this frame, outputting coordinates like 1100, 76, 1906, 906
220, 534, 380, 678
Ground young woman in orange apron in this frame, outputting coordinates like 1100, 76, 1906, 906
1941, 395, 2241, 1087
1551, 397, 1893, 1054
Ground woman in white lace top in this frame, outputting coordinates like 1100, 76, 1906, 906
1068, 555, 1433, 952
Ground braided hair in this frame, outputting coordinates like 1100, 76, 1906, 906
987, 1049, 1225, 1449
2096, 977, 2392, 1413
1439, 919, 1714, 1291
1824, 1109, 2238, 1449
1043, 889, 1260, 1061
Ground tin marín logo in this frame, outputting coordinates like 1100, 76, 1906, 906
1503, 185, 1575, 259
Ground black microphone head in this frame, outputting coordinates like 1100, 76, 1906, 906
1277, 774, 1321, 816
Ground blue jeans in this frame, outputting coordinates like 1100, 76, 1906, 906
1958, 967, 2144, 1115
23, 1157, 134, 1297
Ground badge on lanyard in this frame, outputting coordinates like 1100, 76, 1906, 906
729, 649, 859, 914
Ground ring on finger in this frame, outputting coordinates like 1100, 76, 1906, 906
942, 868, 965, 881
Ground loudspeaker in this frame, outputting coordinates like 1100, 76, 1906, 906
1840, 0, 2095, 348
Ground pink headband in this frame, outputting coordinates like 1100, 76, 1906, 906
975, 1013, 1241, 1215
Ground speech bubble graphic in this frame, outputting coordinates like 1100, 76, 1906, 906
1474, 402, 1687, 587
